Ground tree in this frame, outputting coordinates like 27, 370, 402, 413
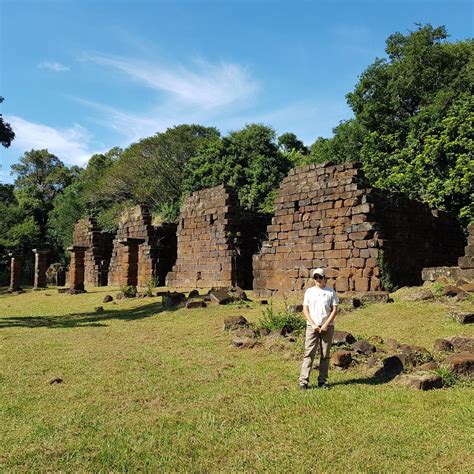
183, 124, 292, 213
309, 24, 473, 224
0, 97, 15, 148
89, 125, 219, 223
11, 149, 74, 242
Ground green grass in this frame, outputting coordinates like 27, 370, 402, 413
1, 287, 473, 472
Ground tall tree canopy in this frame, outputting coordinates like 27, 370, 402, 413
310, 24, 473, 224
183, 123, 292, 213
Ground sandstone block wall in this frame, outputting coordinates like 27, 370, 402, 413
422, 223, 474, 282
73, 218, 113, 286
253, 162, 464, 296
166, 185, 268, 289
107, 206, 177, 287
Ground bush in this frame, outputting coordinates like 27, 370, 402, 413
120, 285, 137, 298
432, 282, 444, 297
257, 304, 306, 333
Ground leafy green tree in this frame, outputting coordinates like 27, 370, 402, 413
11, 149, 74, 243
309, 24, 473, 224
184, 124, 292, 213
90, 125, 219, 223
0, 97, 15, 148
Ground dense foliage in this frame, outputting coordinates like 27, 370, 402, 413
310, 24, 473, 224
0, 97, 15, 148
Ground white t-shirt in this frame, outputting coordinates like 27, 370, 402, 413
303, 285, 339, 327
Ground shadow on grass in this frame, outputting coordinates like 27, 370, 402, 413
0, 301, 177, 329
329, 373, 398, 386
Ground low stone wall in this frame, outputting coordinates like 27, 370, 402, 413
422, 224, 474, 283
166, 185, 268, 289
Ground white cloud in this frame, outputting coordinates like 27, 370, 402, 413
5, 116, 96, 166
82, 53, 258, 109
38, 61, 70, 72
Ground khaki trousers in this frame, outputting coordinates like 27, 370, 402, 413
299, 325, 335, 385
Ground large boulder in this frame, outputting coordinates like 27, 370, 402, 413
209, 288, 234, 305
186, 299, 206, 309
445, 352, 474, 378
162, 292, 186, 307
395, 372, 443, 390
398, 288, 434, 302
398, 344, 431, 366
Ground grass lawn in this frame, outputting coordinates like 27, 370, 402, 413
1, 287, 473, 472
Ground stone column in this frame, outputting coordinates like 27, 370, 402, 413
8, 254, 24, 293
118, 238, 143, 287
33, 248, 49, 289
67, 246, 88, 294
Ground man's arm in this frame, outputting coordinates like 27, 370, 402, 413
320, 304, 337, 332
303, 305, 320, 332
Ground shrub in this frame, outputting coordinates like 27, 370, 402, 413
436, 366, 459, 387
432, 282, 444, 297
257, 304, 306, 333
120, 285, 137, 298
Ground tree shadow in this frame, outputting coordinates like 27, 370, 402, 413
0, 301, 179, 329
329, 373, 398, 387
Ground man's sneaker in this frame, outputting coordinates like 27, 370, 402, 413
318, 382, 330, 390
299, 383, 309, 390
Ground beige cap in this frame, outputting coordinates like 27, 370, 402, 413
312, 268, 325, 278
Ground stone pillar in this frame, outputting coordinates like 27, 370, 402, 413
33, 248, 49, 289
118, 238, 143, 287
67, 246, 87, 294
8, 254, 23, 293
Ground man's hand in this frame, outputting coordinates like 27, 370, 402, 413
312, 325, 320, 333
319, 323, 329, 333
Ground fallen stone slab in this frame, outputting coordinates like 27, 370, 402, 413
460, 282, 474, 293
287, 304, 303, 313
398, 288, 434, 302
450, 311, 474, 325
231, 286, 248, 301
433, 338, 454, 353
331, 350, 352, 368
332, 330, 356, 345
445, 352, 474, 378
223, 315, 249, 331
231, 337, 261, 349
338, 296, 362, 308
443, 285, 464, 297
398, 344, 431, 366
353, 339, 376, 356
102, 295, 113, 303
375, 354, 406, 378
416, 361, 439, 371
188, 289, 200, 299
394, 372, 443, 390
209, 288, 234, 305
446, 336, 474, 353
233, 328, 257, 338
163, 292, 186, 308
186, 299, 206, 309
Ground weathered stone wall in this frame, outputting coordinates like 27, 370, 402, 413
107, 206, 177, 287
253, 162, 464, 296
166, 185, 268, 289
72, 218, 113, 286
422, 223, 474, 282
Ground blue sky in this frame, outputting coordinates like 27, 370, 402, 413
1, 0, 472, 183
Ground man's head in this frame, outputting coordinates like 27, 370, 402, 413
312, 268, 326, 287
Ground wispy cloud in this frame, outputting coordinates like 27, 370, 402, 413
6, 116, 96, 166
82, 53, 259, 109
38, 61, 70, 72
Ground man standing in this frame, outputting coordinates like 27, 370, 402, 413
299, 268, 339, 390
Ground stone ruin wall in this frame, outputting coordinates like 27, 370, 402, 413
166, 185, 268, 290
253, 162, 465, 296
422, 223, 474, 283
107, 206, 177, 288
72, 218, 113, 286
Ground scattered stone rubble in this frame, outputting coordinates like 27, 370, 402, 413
223, 312, 474, 388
